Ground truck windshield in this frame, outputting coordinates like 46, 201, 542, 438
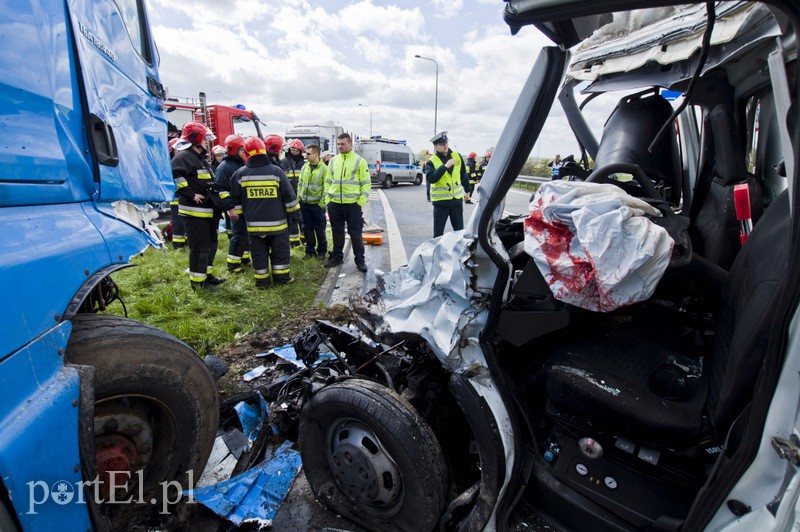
233, 115, 260, 138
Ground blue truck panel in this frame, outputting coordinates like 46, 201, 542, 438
0, 0, 95, 206
0, 322, 93, 531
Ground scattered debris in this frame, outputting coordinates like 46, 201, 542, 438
242, 365, 268, 382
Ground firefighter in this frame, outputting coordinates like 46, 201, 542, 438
425, 131, 469, 238
464, 151, 478, 204
324, 133, 370, 272
298, 143, 330, 259
230, 136, 300, 288
476, 150, 492, 183
172, 121, 238, 291
281, 138, 305, 247
167, 138, 187, 249
215, 134, 251, 273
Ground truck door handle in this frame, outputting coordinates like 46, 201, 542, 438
89, 114, 119, 167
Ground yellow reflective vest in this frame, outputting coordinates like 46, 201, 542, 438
429, 151, 464, 202
299, 162, 330, 208
325, 151, 371, 207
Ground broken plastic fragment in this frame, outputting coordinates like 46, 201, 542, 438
242, 365, 268, 382
188, 441, 302, 527
234, 394, 270, 450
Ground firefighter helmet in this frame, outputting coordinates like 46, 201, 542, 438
485, 151, 492, 159
263, 134, 285, 155
288, 138, 304, 152
212, 145, 225, 156
244, 136, 266, 157
224, 134, 246, 156
180, 121, 215, 146
469, 152, 477, 159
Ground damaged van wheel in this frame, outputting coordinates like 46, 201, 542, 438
66, 314, 218, 525
299, 379, 447, 531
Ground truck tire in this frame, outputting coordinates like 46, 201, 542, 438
414, 174, 422, 186
383, 176, 393, 188
66, 314, 218, 521
299, 379, 447, 531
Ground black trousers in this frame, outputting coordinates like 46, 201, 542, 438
183, 215, 219, 285
227, 215, 250, 269
328, 202, 365, 264
250, 232, 292, 286
170, 204, 186, 247
433, 203, 464, 238
300, 202, 327, 256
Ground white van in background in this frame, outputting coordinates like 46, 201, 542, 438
356, 136, 423, 188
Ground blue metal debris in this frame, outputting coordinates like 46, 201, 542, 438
255, 344, 336, 367
188, 441, 302, 527
233, 393, 270, 449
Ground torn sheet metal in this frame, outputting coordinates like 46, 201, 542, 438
234, 393, 270, 450
356, 230, 487, 368
188, 441, 302, 528
567, 3, 779, 82
524, 181, 673, 312
256, 345, 336, 367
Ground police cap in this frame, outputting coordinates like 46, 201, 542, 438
430, 131, 448, 145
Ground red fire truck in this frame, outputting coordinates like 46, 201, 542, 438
165, 91, 264, 146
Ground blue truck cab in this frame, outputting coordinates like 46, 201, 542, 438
0, 1, 218, 530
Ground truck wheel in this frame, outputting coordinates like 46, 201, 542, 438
66, 314, 218, 522
299, 379, 447, 531
383, 176, 393, 188
414, 174, 422, 186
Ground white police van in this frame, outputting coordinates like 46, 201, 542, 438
356, 136, 423, 188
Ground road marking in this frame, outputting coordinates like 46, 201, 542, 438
377, 189, 408, 270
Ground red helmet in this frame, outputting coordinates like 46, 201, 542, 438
469, 152, 477, 159
244, 136, 266, 156
180, 121, 215, 146
288, 138, 304, 151
225, 134, 246, 156
168, 138, 179, 153
485, 151, 492, 159
263, 134, 285, 155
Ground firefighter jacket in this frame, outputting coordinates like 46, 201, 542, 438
325, 151, 371, 207
465, 157, 478, 184
476, 159, 490, 181
230, 155, 300, 235
298, 161, 330, 208
281, 152, 304, 192
172, 147, 229, 218
426, 150, 467, 203
214, 154, 245, 191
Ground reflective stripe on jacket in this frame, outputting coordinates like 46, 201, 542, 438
230, 155, 300, 235
429, 152, 465, 202
325, 151, 371, 207
299, 162, 330, 207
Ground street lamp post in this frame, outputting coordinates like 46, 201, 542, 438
359, 103, 373, 137
415, 54, 438, 136
212, 90, 232, 104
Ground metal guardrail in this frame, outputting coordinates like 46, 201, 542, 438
515, 175, 551, 186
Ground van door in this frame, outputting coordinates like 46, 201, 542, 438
66, 0, 172, 203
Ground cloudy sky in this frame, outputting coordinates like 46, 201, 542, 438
149, 0, 586, 161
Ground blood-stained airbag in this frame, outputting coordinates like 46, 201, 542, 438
524, 181, 673, 312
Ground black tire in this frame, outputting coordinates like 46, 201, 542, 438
299, 379, 447, 532
66, 314, 218, 521
413, 174, 422, 186
383, 176, 393, 189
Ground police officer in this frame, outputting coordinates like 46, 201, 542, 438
281, 138, 305, 247
324, 133, 371, 272
298, 143, 330, 259
425, 131, 469, 238
215, 134, 251, 273
172, 121, 238, 290
230, 136, 300, 288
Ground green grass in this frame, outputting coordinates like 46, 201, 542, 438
107, 233, 327, 356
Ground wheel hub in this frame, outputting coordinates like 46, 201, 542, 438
328, 419, 401, 508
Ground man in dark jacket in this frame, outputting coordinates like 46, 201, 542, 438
281, 138, 305, 247
464, 151, 478, 204
425, 131, 470, 238
230, 136, 301, 288
215, 135, 250, 273
172, 121, 238, 290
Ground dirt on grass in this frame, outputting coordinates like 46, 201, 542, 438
213, 304, 354, 397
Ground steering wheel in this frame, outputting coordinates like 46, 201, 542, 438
585, 163, 662, 200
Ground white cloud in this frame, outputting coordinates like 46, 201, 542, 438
431, 0, 464, 19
